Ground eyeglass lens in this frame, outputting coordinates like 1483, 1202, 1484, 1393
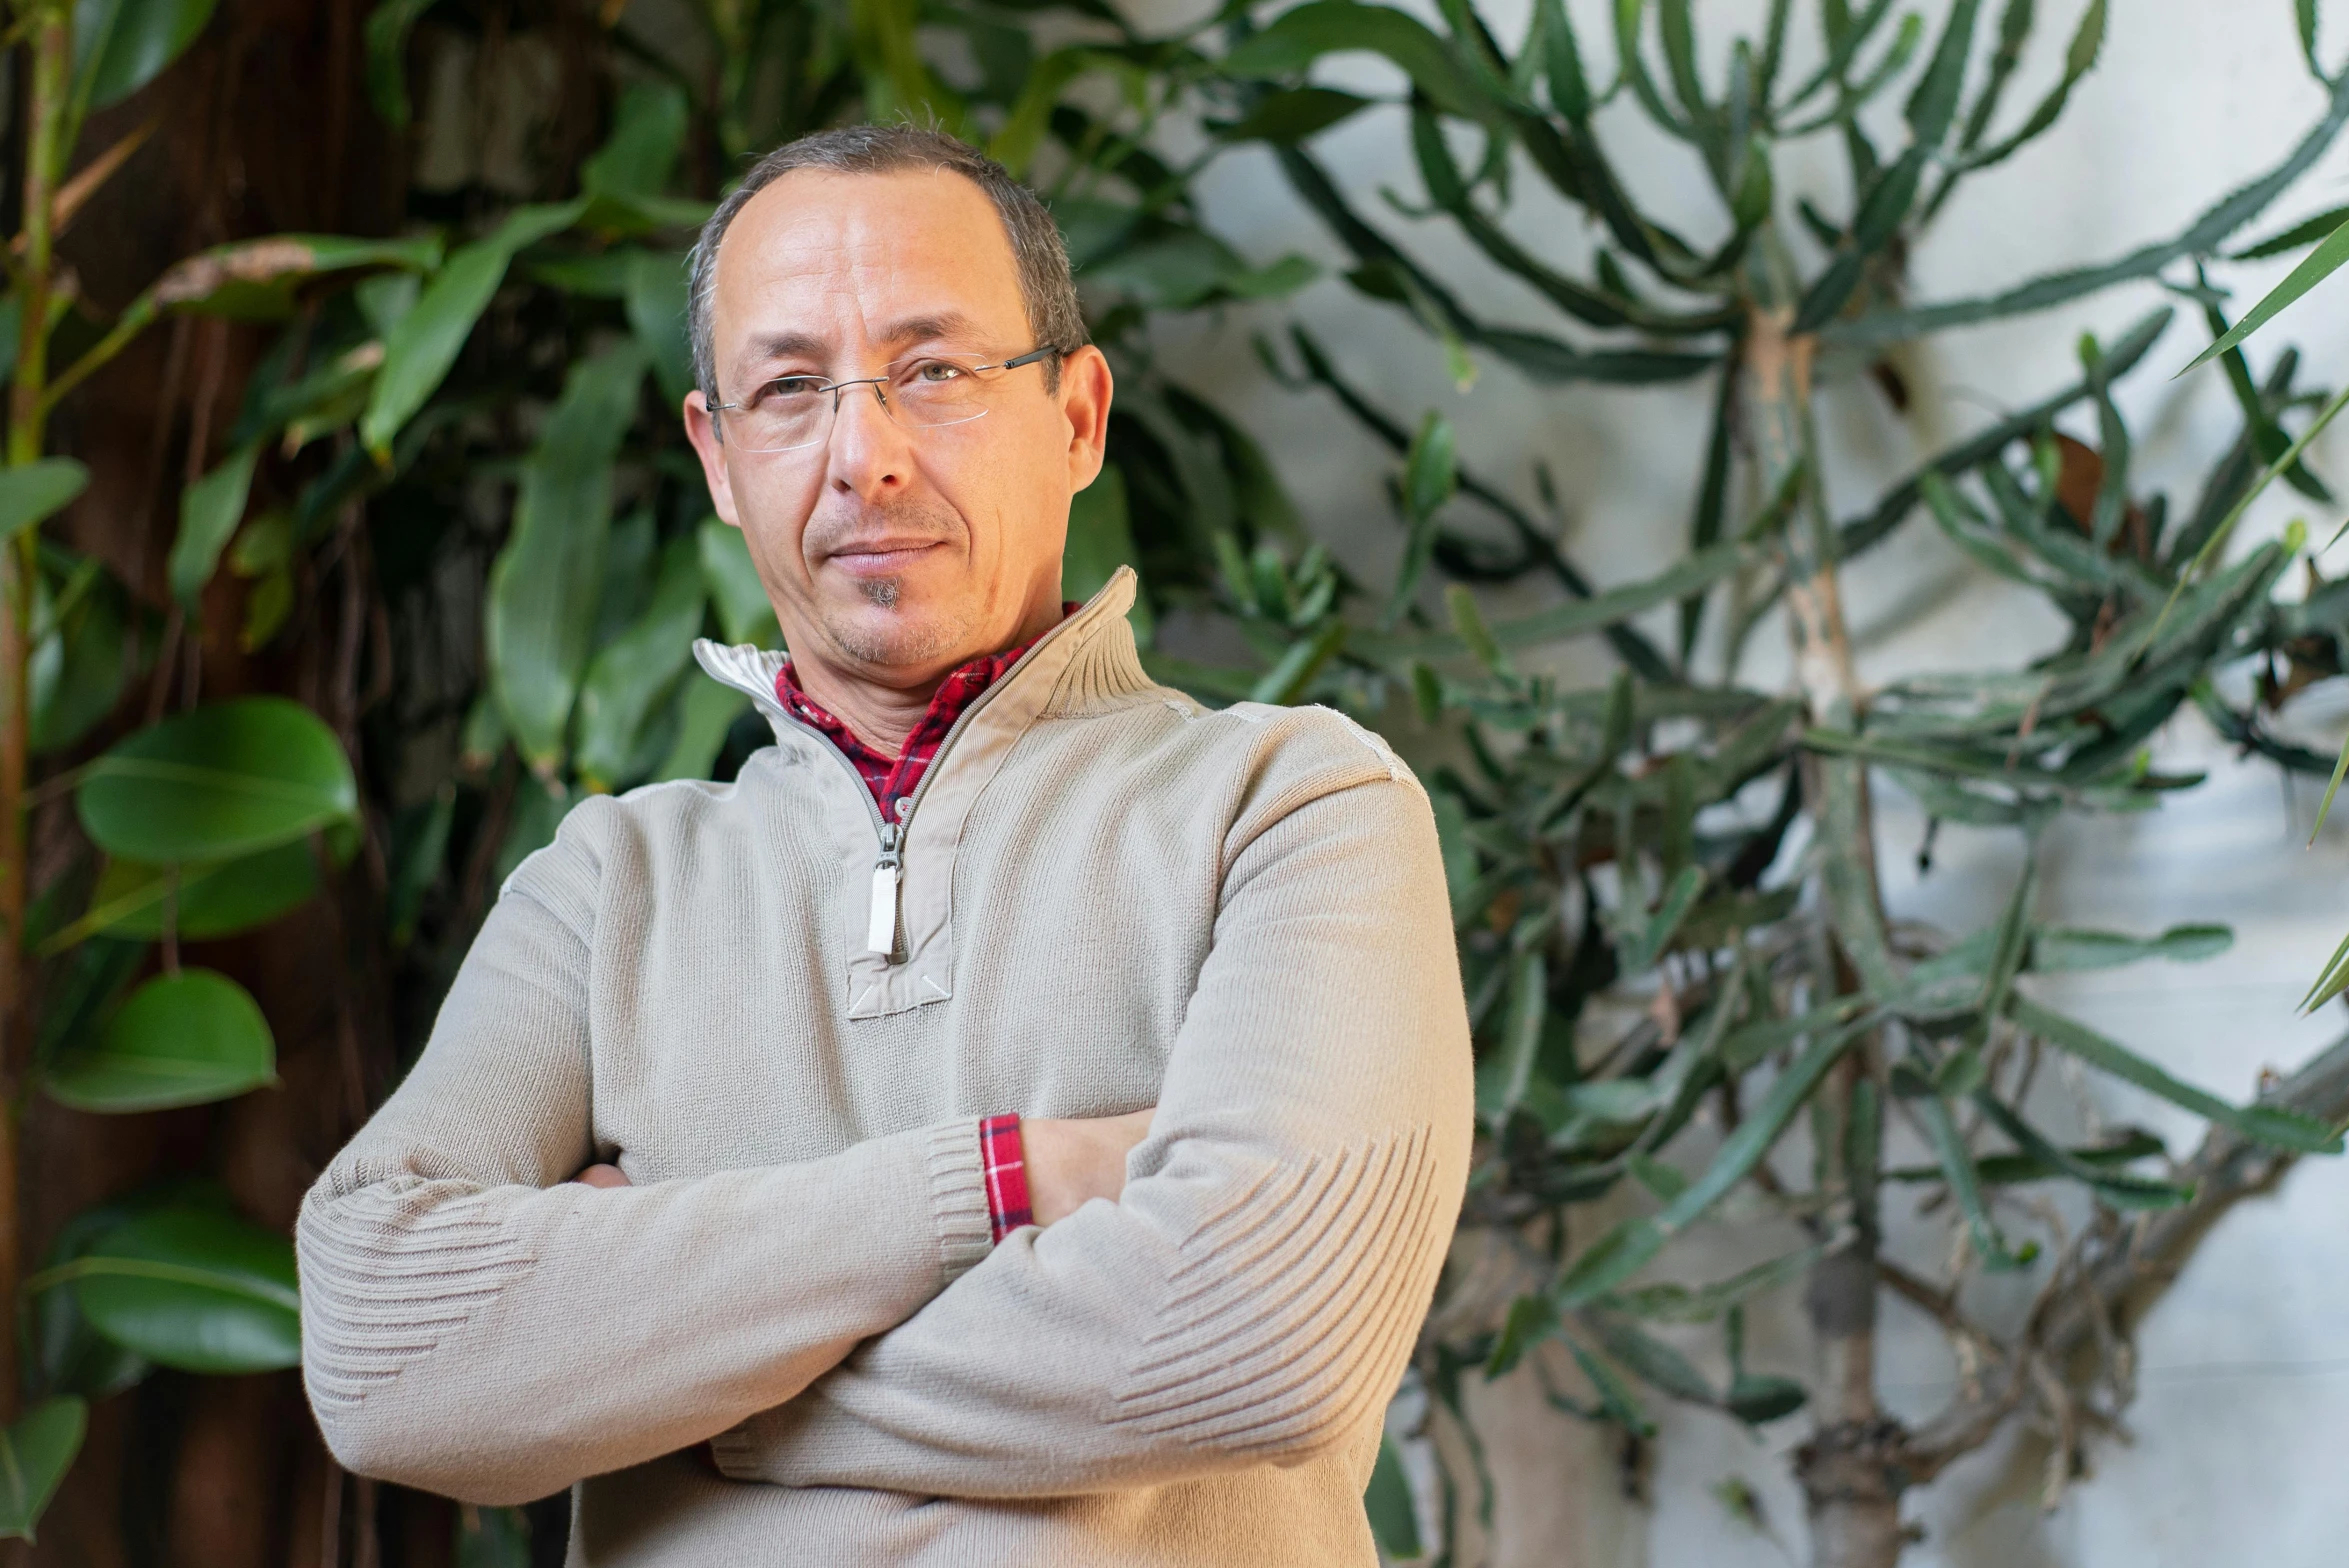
721, 355, 1008, 453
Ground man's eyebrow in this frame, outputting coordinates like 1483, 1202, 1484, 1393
735, 315, 986, 372
873, 312, 985, 348
739, 331, 830, 365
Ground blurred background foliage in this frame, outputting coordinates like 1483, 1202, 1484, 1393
5, 2, 2349, 1566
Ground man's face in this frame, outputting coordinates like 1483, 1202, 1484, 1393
682, 167, 1112, 687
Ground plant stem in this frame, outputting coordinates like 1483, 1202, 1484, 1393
0, 3, 70, 1430
1742, 275, 1904, 1565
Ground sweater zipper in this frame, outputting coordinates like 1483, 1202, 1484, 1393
867, 820, 904, 954
772, 624, 1070, 959
776, 730, 903, 956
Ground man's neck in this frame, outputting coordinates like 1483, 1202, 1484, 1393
786, 595, 1066, 758
787, 657, 935, 758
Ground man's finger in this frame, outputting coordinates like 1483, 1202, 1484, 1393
573, 1163, 631, 1188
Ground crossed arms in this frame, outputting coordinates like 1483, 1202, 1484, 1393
295, 773, 1470, 1507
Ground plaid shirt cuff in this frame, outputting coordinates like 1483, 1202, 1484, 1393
979, 1113, 1032, 1242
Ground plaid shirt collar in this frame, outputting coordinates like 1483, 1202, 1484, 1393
772, 605, 1076, 819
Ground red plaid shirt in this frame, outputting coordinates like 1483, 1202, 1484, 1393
772, 607, 1075, 822
774, 608, 1075, 1243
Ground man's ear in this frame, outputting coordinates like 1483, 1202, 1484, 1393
1058, 346, 1114, 494
683, 390, 743, 527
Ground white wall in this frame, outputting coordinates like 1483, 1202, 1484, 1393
1130, 2, 2349, 1562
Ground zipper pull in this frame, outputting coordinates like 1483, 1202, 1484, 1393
867, 823, 902, 956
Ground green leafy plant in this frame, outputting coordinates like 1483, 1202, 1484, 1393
5, 0, 1315, 1556
1155, 2, 2349, 1562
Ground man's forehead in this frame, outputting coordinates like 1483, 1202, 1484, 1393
714, 167, 1027, 344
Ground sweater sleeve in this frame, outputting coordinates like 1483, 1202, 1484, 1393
708, 764, 1474, 1496
294, 804, 994, 1507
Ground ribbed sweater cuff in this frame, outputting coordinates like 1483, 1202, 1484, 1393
926, 1117, 993, 1284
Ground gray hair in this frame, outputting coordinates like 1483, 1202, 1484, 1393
686, 124, 1086, 401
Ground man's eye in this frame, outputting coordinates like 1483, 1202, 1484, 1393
907, 360, 966, 384
763, 377, 827, 400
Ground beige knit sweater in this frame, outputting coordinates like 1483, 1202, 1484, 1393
296, 568, 1473, 1566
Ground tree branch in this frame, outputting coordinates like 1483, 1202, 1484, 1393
1904, 1030, 2349, 1480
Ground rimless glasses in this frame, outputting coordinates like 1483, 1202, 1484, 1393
709, 346, 1062, 454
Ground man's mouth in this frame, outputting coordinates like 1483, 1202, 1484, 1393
824, 539, 941, 576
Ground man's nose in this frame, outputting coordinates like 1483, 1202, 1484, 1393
824, 380, 912, 499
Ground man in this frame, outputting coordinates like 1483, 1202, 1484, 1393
297, 125, 1471, 1566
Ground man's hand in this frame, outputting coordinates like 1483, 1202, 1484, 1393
1022, 1109, 1153, 1226
567, 1107, 1156, 1225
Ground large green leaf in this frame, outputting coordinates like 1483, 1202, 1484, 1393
115, 845, 321, 943
359, 199, 589, 457
1249, 619, 1346, 704
29, 544, 133, 756
75, 696, 358, 863
1084, 230, 1315, 311
697, 518, 781, 646
363, 0, 438, 127
1363, 1431, 1421, 1558
386, 785, 455, 946
988, 46, 1100, 176
580, 82, 710, 232
75, 0, 218, 109
0, 1398, 86, 1542
0, 459, 90, 543
624, 250, 694, 409
1063, 466, 1153, 644
29, 939, 145, 1088
168, 442, 259, 606
1211, 86, 1372, 145
42, 968, 275, 1113
151, 233, 443, 321
27, 1189, 200, 1404
77, 841, 321, 942
574, 533, 707, 789
492, 778, 576, 890
487, 340, 649, 769
581, 81, 688, 201
653, 678, 751, 783
70, 1205, 300, 1373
